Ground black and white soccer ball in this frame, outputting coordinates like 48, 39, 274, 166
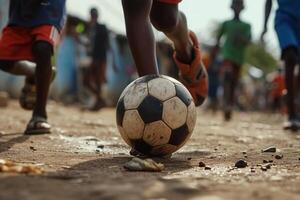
116, 75, 197, 156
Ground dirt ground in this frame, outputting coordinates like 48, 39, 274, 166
0, 101, 299, 200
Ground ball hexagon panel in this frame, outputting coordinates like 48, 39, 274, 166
148, 78, 176, 101
116, 97, 125, 126
161, 75, 182, 85
163, 97, 188, 129
186, 102, 197, 133
143, 121, 172, 146
138, 95, 163, 123
169, 124, 189, 146
117, 126, 132, 146
124, 82, 148, 110
175, 84, 193, 106
130, 139, 153, 155
151, 144, 178, 156
122, 110, 145, 140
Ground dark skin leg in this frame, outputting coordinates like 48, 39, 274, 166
32, 41, 53, 118
150, 1, 193, 64
0, 60, 35, 82
282, 47, 298, 119
122, 0, 158, 76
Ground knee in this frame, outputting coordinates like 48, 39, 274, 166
282, 47, 298, 67
150, 10, 180, 33
32, 41, 53, 62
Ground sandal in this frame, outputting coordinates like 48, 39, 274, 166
24, 116, 51, 135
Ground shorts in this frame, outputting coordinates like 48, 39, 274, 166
275, 11, 300, 59
157, 0, 182, 4
0, 25, 60, 61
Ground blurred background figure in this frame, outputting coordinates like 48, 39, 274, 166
261, 0, 300, 130
270, 66, 286, 113
83, 8, 109, 111
215, 0, 252, 121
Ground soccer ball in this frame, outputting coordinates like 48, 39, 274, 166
116, 75, 197, 156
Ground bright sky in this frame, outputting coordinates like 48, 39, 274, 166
67, 0, 279, 55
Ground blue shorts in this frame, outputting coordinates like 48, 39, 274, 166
275, 11, 300, 59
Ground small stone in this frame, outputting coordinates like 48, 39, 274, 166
95, 149, 101, 153
269, 160, 273, 163
262, 146, 276, 153
198, 161, 206, 167
29, 146, 37, 151
298, 158, 300, 161
187, 157, 192, 161
242, 151, 247, 155
214, 148, 218, 151
265, 164, 272, 169
204, 166, 211, 170
263, 160, 268, 163
251, 169, 255, 173
261, 166, 268, 171
244, 155, 248, 158
275, 155, 283, 160
97, 145, 104, 149
235, 160, 248, 168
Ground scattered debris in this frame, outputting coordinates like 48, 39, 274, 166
123, 158, 164, 172
275, 155, 283, 160
265, 164, 272, 169
262, 146, 276, 153
0, 159, 43, 174
199, 161, 206, 167
235, 160, 248, 168
261, 166, 268, 171
204, 166, 212, 170
29, 146, 37, 151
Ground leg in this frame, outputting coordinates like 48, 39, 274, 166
0, 60, 35, 81
32, 41, 53, 119
122, 0, 158, 76
150, 1, 192, 64
282, 47, 297, 119
150, 1, 208, 106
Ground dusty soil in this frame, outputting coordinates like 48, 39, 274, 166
0, 101, 299, 200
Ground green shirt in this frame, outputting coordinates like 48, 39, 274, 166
218, 19, 251, 65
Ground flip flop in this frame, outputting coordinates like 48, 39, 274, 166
24, 117, 51, 135
19, 67, 56, 110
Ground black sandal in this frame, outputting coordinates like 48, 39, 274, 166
24, 117, 51, 135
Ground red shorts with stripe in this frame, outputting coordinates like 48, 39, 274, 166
0, 25, 60, 61
157, 0, 182, 4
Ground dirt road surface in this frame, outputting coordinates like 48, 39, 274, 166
0, 101, 299, 200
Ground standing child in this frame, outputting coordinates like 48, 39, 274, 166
0, 0, 66, 134
261, 0, 300, 130
122, 0, 208, 107
215, 0, 252, 121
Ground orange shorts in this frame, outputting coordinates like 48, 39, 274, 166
0, 25, 60, 61
157, 0, 182, 4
